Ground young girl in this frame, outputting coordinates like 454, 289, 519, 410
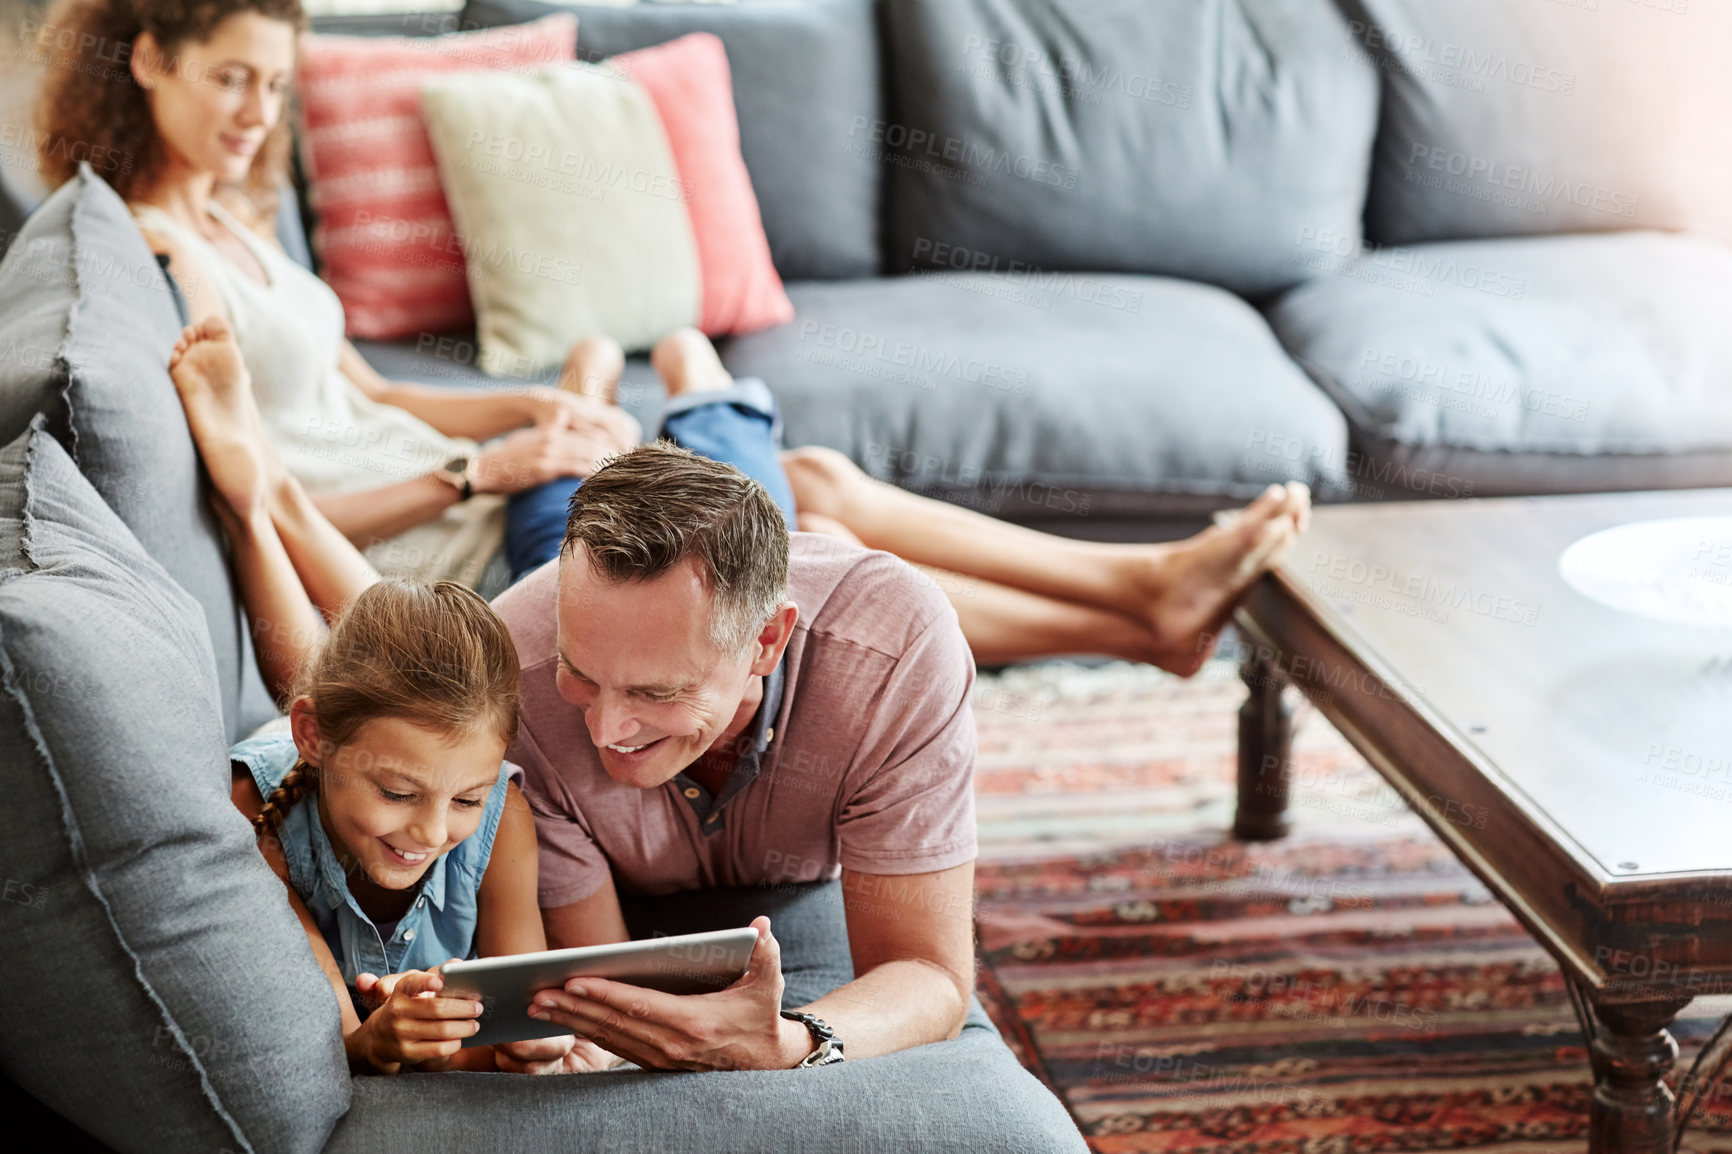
228, 579, 554, 1074
167, 310, 611, 1073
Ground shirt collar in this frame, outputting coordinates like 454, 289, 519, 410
714, 657, 786, 800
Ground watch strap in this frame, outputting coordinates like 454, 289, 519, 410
780, 1010, 845, 1067
438, 453, 474, 501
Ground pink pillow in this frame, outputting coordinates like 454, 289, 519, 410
295, 14, 578, 340
613, 34, 795, 337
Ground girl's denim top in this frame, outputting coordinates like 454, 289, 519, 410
230, 732, 517, 993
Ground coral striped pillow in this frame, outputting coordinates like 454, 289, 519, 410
295, 14, 578, 340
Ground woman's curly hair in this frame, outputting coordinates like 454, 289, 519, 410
30, 0, 305, 220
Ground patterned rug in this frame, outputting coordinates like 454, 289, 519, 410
969, 659, 1732, 1153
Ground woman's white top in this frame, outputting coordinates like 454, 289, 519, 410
129, 197, 504, 587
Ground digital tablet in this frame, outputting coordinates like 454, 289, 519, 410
438, 927, 759, 1047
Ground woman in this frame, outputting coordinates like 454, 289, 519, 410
32, 0, 646, 586
36, 0, 1309, 673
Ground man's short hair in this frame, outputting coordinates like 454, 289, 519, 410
561, 443, 790, 653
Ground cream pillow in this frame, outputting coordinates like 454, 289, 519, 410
420, 62, 701, 370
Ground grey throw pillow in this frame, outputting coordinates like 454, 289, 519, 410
881, 0, 1380, 297
1348, 0, 1732, 247
0, 421, 350, 1154
0, 161, 274, 741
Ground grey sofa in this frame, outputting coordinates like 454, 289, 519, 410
0, 162, 1085, 1153
2, 0, 1730, 1149
288, 0, 1732, 534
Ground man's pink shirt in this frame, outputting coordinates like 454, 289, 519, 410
491, 534, 980, 908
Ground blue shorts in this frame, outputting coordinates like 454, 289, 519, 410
502, 378, 797, 581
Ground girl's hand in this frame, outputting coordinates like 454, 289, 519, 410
494, 1033, 625, 1075
347, 969, 482, 1075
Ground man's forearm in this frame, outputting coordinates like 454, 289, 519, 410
793, 958, 970, 1062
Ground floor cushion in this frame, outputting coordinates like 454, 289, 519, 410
1267, 231, 1732, 496
724, 272, 1351, 520
0, 162, 274, 741
0, 421, 348, 1153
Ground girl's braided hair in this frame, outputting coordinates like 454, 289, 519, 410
250, 580, 521, 835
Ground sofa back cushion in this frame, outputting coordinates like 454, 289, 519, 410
0, 164, 274, 742
0, 422, 349, 1154
295, 12, 581, 340
459, 0, 884, 281
881, 0, 1379, 297
1348, 0, 1732, 246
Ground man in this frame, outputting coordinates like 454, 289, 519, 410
490, 443, 1084, 1146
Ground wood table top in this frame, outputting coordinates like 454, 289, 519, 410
1253, 486, 1732, 885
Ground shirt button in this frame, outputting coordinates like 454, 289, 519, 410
765, 727, 774, 744
416, 896, 426, 908
402, 929, 416, 942
683, 787, 701, 799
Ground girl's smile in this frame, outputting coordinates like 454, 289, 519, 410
294, 709, 505, 917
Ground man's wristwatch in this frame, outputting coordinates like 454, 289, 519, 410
435, 453, 475, 501
781, 1011, 845, 1067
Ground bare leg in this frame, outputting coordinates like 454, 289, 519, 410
557, 336, 625, 404
652, 335, 1305, 673
169, 316, 377, 696
783, 446, 1305, 673
799, 513, 1178, 668
651, 327, 734, 395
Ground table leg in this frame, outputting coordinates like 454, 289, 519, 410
1233, 653, 1292, 842
1578, 990, 1690, 1153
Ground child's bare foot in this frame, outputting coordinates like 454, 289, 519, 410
651, 327, 733, 397
557, 336, 625, 403
167, 314, 280, 519
1137, 483, 1309, 676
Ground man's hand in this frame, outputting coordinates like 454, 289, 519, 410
525, 916, 812, 1071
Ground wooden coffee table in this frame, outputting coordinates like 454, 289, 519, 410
1229, 488, 1732, 1154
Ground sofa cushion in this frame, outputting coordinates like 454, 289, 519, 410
880, 0, 1380, 298
296, 12, 581, 340
1267, 231, 1732, 497
724, 273, 1350, 518
0, 163, 274, 741
1346, 0, 1732, 247
459, 0, 884, 281
616, 33, 796, 338
326, 881, 1086, 1154
0, 422, 349, 1154
421, 60, 701, 366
